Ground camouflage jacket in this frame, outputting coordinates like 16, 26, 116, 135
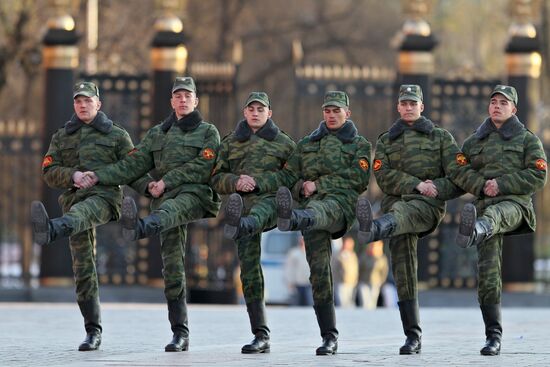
454, 115, 547, 234
374, 116, 467, 233
42, 111, 134, 219
95, 110, 221, 217
282, 120, 372, 237
210, 119, 296, 210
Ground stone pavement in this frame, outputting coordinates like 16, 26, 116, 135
0, 303, 548, 367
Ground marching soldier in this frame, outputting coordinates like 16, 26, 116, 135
31, 81, 136, 351
356, 84, 468, 354
276, 91, 371, 355
454, 85, 547, 355
83, 77, 221, 352
211, 91, 296, 353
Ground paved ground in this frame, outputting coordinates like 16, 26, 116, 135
0, 302, 548, 367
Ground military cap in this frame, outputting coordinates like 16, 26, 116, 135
490, 85, 518, 105
398, 84, 423, 102
245, 91, 270, 107
73, 82, 99, 99
322, 91, 349, 108
172, 76, 196, 94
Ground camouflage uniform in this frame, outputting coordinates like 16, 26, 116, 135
357, 84, 468, 355
93, 77, 219, 353
277, 91, 371, 355
453, 85, 547, 356
211, 118, 295, 302
211, 92, 295, 353
94, 110, 220, 301
34, 81, 135, 351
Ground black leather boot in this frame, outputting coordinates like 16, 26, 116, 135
456, 203, 493, 248
224, 194, 259, 240
121, 196, 162, 241
77, 298, 102, 351
358, 212, 397, 244
241, 301, 270, 354
165, 297, 189, 352
313, 303, 338, 356
31, 201, 73, 246
480, 304, 502, 356
277, 186, 315, 231
398, 299, 422, 355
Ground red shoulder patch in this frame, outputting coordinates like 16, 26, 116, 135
42, 156, 53, 168
127, 148, 138, 156
535, 159, 547, 171
359, 158, 369, 171
373, 159, 382, 171
456, 153, 467, 166
202, 148, 216, 160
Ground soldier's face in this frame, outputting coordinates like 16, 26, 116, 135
489, 94, 517, 125
171, 90, 199, 119
323, 106, 350, 130
73, 96, 101, 124
397, 100, 423, 124
243, 102, 272, 132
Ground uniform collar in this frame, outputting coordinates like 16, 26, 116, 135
388, 116, 433, 141
475, 115, 524, 140
161, 110, 203, 132
234, 118, 279, 142
65, 111, 113, 135
309, 120, 357, 144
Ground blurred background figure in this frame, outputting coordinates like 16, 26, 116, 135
332, 236, 359, 307
284, 236, 312, 306
357, 240, 389, 309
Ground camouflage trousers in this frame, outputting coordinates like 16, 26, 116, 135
63, 195, 114, 301
237, 196, 277, 303
303, 198, 346, 306
386, 199, 442, 301
477, 201, 524, 305
152, 192, 206, 301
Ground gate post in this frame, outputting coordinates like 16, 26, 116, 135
502, 0, 542, 288
145, 0, 188, 286
396, 0, 437, 118
39, 0, 79, 285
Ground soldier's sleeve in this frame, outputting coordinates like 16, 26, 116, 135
279, 141, 302, 196
373, 137, 421, 195
209, 135, 240, 194
95, 128, 155, 185
116, 128, 154, 195
42, 132, 77, 189
445, 135, 486, 196
431, 130, 466, 200
496, 133, 547, 195
161, 124, 221, 190
315, 137, 371, 194
254, 139, 298, 193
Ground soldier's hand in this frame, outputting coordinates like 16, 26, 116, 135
416, 180, 437, 198
236, 175, 256, 192
483, 179, 499, 197
302, 181, 317, 197
149, 180, 166, 198
73, 171, 98, 189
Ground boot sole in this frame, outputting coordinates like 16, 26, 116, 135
456, 204, 476, 248
316, 347, 337, 355
121, 197, 138, 241
356, 197, 373, 244
224, 194, 243, 240
480, 349, 500, 356
31, 201, 49, 246
165, 346, 189, 352
276, 187, 292, 231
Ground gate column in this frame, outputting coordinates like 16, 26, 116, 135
395, 0, 437, 119
39, 0, 79, 285
502, 0, 542, 288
